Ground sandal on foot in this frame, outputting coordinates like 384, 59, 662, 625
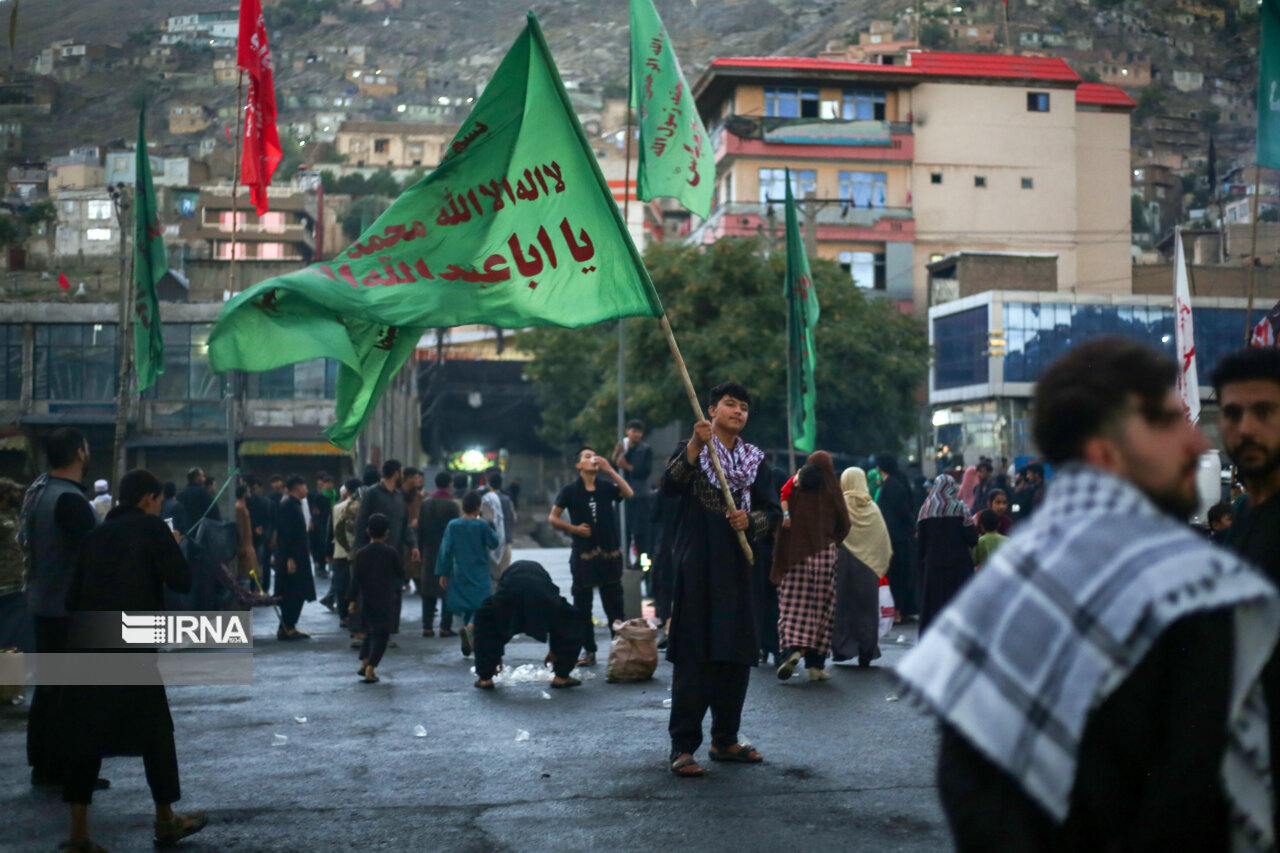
550, 676, 581, 689
669, 755, 705, 777
154, 810, 208, 847
709, 744, 763, 763
361, 673, 380, 683
776, 650, 803, 680
474, 678, 495, 690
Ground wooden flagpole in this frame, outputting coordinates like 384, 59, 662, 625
659, 315, 754, 563
1246, 163, 1263, 346
618, 93, 633, 566
229, 69, 244, 291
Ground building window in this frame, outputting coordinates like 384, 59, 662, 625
258, 242, 285, 260
258, 211, 286, 233
33, 323, 118, 400
217, 242, 248, 259
934, 307, 989, 390
931, 173, 943, 184
1027, 92, 1050, 112
838, 171, 887, 207
758, 168, 816, 204
974, 176, 987, 188
374, 138, 389, 153
838, 251, 887, 290
0, 324, 21, 400
85, 227, 113, 241
764, 86, 819, 119
1021, 177, 1034, 189
150, 323, 222, 401
249, 359, 338, 399
86, 199, 112, 220
841, 89, 887, 121
219, 211, 247, 232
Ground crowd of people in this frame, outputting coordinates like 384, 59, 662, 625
7, 336, 1280, 849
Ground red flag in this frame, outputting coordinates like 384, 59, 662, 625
237, 0, 281, 216
224, 123, 232, 144
58, 272, 69, 291
1251, 299, 1280, 347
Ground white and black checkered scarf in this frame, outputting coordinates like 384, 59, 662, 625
897, 465, 1280, 852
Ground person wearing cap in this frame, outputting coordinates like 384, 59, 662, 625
90, 480, 112, 523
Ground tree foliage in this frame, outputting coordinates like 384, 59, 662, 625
516, 238, 929, 462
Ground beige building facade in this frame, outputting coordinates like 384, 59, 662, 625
334, 121, 458, 171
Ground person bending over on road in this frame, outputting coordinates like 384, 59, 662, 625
472, 560, 589, 690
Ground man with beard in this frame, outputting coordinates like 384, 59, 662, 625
1212, 345, 1280, 835
899, 338, 1280, 851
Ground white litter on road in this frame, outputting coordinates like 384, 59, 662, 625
272, 734, 289, 746
515, 730, 530, 742
413, 725, 428, 738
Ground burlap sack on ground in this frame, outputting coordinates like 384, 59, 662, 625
606, 618, 658, 683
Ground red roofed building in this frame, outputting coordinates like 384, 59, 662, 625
690, 51, 1135, 311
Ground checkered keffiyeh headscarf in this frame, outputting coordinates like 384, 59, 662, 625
897, 465, 1280, 852
697, 434, 764, 512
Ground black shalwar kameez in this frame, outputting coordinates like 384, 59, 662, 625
662, 440, 781, 757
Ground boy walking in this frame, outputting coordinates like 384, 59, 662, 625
350, 513, 404, 684
436, 491, 499, 658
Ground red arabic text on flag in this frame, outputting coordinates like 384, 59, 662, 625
237, 0, 281, 215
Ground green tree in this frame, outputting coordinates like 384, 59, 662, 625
1131, 194, 1150, 232
516, 238, 929, 460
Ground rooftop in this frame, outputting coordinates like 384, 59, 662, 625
336, 121, 459, 135
1075, 83, 1137, 108
703, 51, 1080, 84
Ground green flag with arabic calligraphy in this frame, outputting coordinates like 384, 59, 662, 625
784, 169, 818, 455
1260, 0, 1280, 168
134, 106, 167, 392
208, 13, 663, 449
629, 0, 714, 218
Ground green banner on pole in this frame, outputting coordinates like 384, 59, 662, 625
784, 168, 819, 455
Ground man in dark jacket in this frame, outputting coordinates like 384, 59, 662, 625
661, 382, 781, 778
160, 482, 188, 535
21, 427, 101, 790
419, 471, 460, 637
274, 475, 316, 640
61, 468, 207, 850
613, 419, 655, 567
176, 468, 218, 525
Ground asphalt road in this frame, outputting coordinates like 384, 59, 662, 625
0, 547, 949, 853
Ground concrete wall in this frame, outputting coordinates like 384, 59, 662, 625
1132, 264, 1280, 300
955, 254, 1058, 298
911, 81, 1081, 308
185, 259, 308, 299
1075, 109, 1134, 294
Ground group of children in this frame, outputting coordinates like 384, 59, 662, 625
349, 491, 500, 683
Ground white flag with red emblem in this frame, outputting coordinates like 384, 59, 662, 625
1173, 227, 1200, 422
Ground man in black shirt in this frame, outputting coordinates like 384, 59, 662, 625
1213, 345, 1280, 838
613, 419, 654, 568
20, 427, 103, 790
176, 468, 218, 525
548, 447, 633, 666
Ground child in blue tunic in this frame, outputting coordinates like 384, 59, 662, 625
435, 491, 499, 657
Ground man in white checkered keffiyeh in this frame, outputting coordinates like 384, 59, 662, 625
898, 337, 1280, 852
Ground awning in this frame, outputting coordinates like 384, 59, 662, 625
239, 439, 349, 457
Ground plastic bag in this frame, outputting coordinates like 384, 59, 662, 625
878, 578, 895, 639
605, 617, 658, 683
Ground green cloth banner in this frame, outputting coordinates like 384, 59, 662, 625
133, 106, 167, 392
1261, 0, 1280, 169
784, 168, 819, 455
629, 0, 714, 218
209, 12, 663, 449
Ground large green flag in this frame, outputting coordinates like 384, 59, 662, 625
629, 0, 714, 218
133, 106, 166, 392
784, 168, 818, 455
208, 13, 663, 449
1261, 0, 1280, 169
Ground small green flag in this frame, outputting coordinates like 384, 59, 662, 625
1261, 0, 1280, 169
629, 0, 714, 218
209, 13, 663, 449
784, 168, 819, 455
133, 106, 166, 392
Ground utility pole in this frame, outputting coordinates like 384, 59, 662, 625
109, 183, 133, 487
